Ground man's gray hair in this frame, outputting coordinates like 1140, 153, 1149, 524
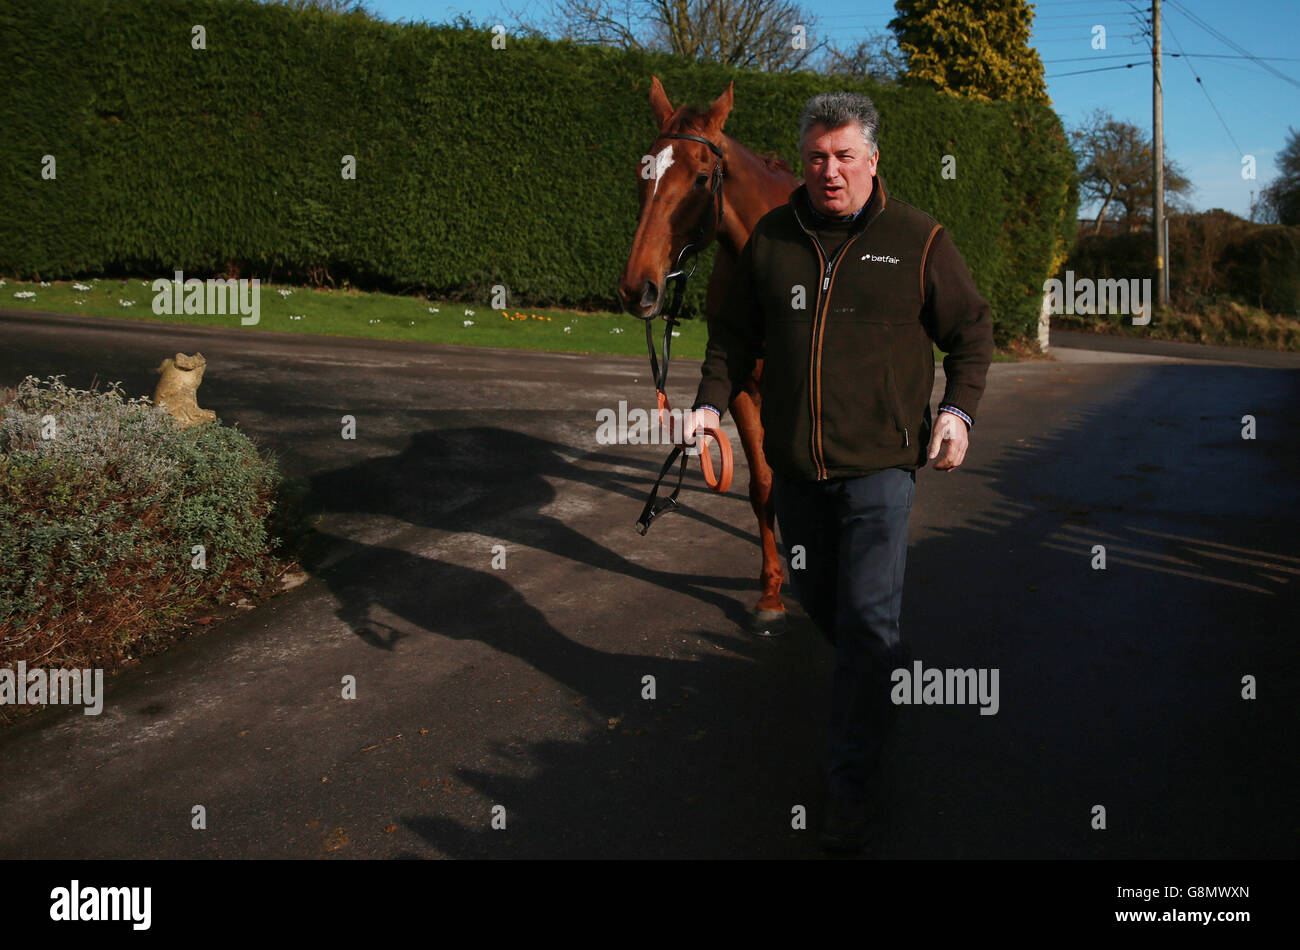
798, 92, 881, 155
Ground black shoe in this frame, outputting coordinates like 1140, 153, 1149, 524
820, 796, 869, 853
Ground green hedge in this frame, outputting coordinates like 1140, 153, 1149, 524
1, 0, 1077, 343
1221, 226, 1300, 315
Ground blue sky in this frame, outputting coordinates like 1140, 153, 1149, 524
364, 0, 1300, 218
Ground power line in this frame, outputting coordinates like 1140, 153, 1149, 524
1045, 51, 1300, 64
1032, 23, 1137, 33
1166, 0, 1300, 90
1047, 62, 1146, 78
1033, 33, 1143, 44
1044, 53, 1160, 63
1163, 16, 1242, 154
1173, 53, 1300, 62
1034, 11, 1137, 21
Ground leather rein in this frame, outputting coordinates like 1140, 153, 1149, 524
634, 132, 735, 535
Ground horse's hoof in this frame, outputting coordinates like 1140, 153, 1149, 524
752, 609, 787, 637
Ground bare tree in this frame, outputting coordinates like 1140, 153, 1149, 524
266, 0, 373, 14
1257, 126, 1300, 226
1071, 109, 1193, 232
515, 0, 645, 47
820, 30, 904, 84
509, 0, 823, 71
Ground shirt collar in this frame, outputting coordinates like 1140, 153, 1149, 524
791, 176, 888, 234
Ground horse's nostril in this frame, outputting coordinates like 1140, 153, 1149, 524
639, 282, 659, 310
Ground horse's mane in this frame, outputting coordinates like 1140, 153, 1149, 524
758, 153, 795, 175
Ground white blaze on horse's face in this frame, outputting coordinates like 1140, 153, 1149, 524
651, 144, 675, 197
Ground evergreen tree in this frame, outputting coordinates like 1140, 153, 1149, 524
889, 0, 1049, 104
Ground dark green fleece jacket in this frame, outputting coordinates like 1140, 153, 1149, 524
692, 176, 994, 480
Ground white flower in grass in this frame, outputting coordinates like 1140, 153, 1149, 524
368, 318, 379, 324
39, 281, 51, 287
13, 291, 35, 299
671, 331, 680, 337
463, 320, 474, 327
0, 280, 6, 287
562, 326, 572, 334
72, 282, 91, 291
288, 314, 304, 321
278, 289, 291, 297
609, 327, 623, 334
464, 308, 474, 316
428, 307, 439, 313
119, 299, 133, 307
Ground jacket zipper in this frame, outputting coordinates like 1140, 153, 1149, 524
796, 196, 887, 479
809, 241, 860, 478
803, 239, 827, 480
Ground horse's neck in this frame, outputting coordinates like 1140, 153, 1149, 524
718, 134, 801, 257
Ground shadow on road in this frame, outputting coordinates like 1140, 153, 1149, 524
302, 364, 1299, 858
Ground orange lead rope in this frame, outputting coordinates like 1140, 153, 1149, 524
700, 426, 734, 492
634, 290, 734, 534
656, 388, 733, 493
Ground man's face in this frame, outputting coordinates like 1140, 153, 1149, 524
801, 122, 880, 217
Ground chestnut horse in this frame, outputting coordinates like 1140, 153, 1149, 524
617, 77, 800, 633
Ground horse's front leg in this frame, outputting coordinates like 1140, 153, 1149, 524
730, 362, 786, 633
704, 246, 786, 632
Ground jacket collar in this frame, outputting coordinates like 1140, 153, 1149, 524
791, 175, 889, 234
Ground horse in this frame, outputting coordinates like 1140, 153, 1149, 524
617, 77, 801, 633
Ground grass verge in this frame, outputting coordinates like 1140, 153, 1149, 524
0, 277, 1022, 362
1052, 299, 1300, 350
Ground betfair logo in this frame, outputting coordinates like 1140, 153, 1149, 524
862, 253, 901, 264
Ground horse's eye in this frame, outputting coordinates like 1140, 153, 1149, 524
695, 173, 709, 187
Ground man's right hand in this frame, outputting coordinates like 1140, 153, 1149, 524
682, 407, 721, 449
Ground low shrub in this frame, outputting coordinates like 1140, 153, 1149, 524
0, 376, 286, 670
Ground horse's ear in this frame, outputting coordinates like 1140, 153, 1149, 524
649, 76, 674, 128
705, 80, 734, 130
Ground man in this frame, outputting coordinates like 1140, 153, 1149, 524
683, 92, 993, 853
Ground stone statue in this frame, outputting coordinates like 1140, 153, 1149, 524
153, 352, 217, 426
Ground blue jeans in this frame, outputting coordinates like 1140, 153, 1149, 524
771, 467, 915, 804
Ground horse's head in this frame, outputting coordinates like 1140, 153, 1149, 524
618, 77, 733, 320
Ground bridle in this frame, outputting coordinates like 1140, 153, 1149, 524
662, 132, 725, 265
634, 132, 734, 535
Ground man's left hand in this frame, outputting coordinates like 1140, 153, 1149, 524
928, 410, 969, 471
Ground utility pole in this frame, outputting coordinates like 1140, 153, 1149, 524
1153, 0, 1167, 308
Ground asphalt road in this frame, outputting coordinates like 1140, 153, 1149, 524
0, 310, 1296, 859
